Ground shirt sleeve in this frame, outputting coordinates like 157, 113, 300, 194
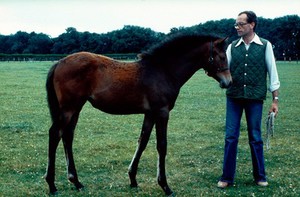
265, 41, 280, 92
226, 44, 232, 68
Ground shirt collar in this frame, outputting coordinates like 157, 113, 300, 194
235, 34, 263, 47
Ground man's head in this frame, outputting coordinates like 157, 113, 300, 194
234, 11, 257, 37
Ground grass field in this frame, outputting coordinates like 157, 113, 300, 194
0, 61, 299, 196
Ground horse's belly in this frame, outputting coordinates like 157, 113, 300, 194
88, 92, 149, 115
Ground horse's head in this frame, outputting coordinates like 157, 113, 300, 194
204, 37, 232, 89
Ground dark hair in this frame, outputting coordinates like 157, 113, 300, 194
238, 11, 258, 31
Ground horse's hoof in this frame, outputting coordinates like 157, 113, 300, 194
71, 186, 85, 192
167, 192, 176, 197
130, 182, 138, 188
48, 185, 58, 196
75, 182, 84, 191
77, 186, 85, 192
164, 187, 174, 196
49, 190, 58, 196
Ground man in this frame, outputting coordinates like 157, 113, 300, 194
217, 11, 280, 188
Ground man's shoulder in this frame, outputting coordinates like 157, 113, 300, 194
259, 37, 269, 44
231, 38, 240, 45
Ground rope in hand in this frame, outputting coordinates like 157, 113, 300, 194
265, 112, 275, 150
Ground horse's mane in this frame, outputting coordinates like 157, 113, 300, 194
139, 33, 221, 64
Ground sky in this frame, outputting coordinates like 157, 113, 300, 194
1, 0, 299, 38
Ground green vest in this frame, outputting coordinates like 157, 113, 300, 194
226, 38, 268, 100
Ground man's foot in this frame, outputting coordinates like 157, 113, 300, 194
217, 181, 230, 189
256, 181, 268, 187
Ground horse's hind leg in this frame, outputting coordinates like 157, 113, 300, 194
45, 122, 62, 195
62, 111, 84, 191
128, 113, 155, 187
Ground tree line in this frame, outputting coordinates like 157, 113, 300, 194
0, 15, 299, 60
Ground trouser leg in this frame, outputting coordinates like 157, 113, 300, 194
245, 100, 266, 182
220, 98, 243, 184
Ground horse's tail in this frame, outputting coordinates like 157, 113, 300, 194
46, 63, 60, 123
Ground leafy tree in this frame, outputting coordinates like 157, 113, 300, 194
94, 33, 113, 54
51, 27, 81, 54
8, 31, 30, 53
24, 32, 53, 54
0, 35, 10, 53
108, 25, 164, 53
79, 32, 101, 52
0, 15, 299, 60
257, 15, 300, 59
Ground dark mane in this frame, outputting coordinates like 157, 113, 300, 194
139, 33, 221, 63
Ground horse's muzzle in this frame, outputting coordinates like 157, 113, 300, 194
219, 79, 232, 89
217, 71, 232, 89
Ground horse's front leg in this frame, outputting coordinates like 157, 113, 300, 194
155, 109, 174, 196
128, 113, 155, 187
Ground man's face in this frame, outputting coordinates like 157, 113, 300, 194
234, 13, 254, 37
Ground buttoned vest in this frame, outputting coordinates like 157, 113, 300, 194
226, 38, 268, 100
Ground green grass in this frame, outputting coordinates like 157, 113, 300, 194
0, 61, 299, 196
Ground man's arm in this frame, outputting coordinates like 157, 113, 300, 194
265, 42, 280, 116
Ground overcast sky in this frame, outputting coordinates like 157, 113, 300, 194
1, 0, 299, 37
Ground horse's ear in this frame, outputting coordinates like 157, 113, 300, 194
137, 53, 145, 59
222, 36, 229, 43
216, 37, 228, 44
215, 37, 229, 49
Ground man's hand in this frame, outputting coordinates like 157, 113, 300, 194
269, 100, 279, 117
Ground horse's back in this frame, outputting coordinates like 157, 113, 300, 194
51, 52, 109, 108
55, 52, 114, 76
52, 52, 147, 114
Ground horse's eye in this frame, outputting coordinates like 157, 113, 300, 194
220, 55, 226, 62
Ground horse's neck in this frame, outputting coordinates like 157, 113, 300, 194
140, 52, 205, 88
166, 45, 207, 88
169, 61, 202, 88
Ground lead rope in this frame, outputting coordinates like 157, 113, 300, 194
265, 112, 275, 150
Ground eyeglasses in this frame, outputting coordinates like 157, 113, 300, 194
234, 22, 249, 28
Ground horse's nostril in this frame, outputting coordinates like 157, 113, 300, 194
220, 80, 232, 89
